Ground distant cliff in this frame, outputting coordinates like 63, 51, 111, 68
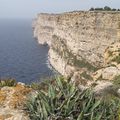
33, 11, 120, 78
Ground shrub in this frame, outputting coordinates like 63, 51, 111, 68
111, 55, 120, 64
104, 6, 111, 11
26, 77, 120, 120
0, 78, 16, 87
89, 6, 119, 11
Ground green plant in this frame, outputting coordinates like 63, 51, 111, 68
111, 55, 120, 64
0, 78, 16, 87
26, 77, 120, 120
107, 50, 113, 57
72, 57, 97, 72
89, 6, 119, 11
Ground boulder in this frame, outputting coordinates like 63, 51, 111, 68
102, 66, 120, 80
93, 81, 114, 96
93, 66, 120, 80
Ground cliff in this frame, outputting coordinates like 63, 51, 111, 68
33, 11, 120, 78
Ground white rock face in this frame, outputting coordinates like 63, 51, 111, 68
102, 67, 120, 80
117, 89, 120, 97
33, 11, 120, 77
48, 48, 66, 75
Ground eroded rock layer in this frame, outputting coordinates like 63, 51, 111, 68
33, 11, 120, 77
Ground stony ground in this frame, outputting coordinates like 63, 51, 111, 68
0, 79, 120, 120
0, 83, 32, 120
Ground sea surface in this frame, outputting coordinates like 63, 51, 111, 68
0, 19, 54, 83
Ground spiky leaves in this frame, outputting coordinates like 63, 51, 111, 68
26, 77, 120, 120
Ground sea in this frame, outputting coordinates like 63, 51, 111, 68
0, 19, 54, 84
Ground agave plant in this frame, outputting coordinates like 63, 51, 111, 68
26, 76, 120, 120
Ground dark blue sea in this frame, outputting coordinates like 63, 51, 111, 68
0, 19, 54, 83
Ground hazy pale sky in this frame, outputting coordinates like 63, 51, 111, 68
0, 0, 120, 18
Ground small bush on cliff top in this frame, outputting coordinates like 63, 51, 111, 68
26, 77, 120, 120
0, 78, 16, 87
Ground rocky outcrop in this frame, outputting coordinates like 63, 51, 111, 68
33, 11, 120, 78
104, 42, 120, 65
0, 83, 32, 120
92, 66, 120, 80
92, 42, 120, 81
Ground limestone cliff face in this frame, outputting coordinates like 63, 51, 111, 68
33, 11, 120, 77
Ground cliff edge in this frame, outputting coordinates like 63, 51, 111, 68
33, 11, 120, 79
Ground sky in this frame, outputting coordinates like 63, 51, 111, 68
0, 0, 120, 19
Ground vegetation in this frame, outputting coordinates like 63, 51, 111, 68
26, 77, 120, 120
0, 78, 16, 87
111, 55, 120, 64
113, 75, 120, 86
89, 6, 120, 11
31, 77, 55, 91
107, 50, 113, 58
73, 57, 97, 72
